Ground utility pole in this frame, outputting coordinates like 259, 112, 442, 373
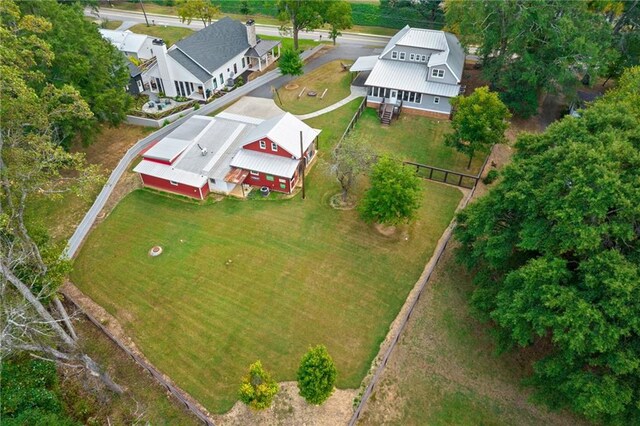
300, 131, 305, 200
139, 0, 150, 27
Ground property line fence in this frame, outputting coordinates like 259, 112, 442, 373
403, 161, 479, 189
337, 97, 367, 147
63, 291, 215, 425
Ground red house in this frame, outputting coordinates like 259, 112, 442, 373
228, 113, 320, 194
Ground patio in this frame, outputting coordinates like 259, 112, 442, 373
141, 96, 190, 114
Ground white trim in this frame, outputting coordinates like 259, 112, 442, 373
259, 140, 266, 149
391, 51, 398, 59
431, 68, 445, 78
271, 142, 278, 152
250, 170, 259, 176
169, 180, 178, 186
434, 96, 440, 104
399, 52, 406, 61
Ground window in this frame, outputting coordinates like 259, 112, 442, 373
431, 68, 445, 78
280, 183, 286, 189
409, 53, 415, 61
373, 87, 379, 97
259, 140, 266, 149
266, 175, 274, 182
402, 91, 409, 101
250, 171, 259, 179
219, 73, 224, 84
391, 51, 398, 59
434, 96, 440, 104
271, 142, 278, 152
169, 180, 178, 186
209, 178, 216, 184
242, 57, 245, 68
421, 55, 427, 62
233, 64, 237, 74
279, 178, 286, 183
409, 92, 415, 102
415, 93, 422, 103
399, 52, 406, 60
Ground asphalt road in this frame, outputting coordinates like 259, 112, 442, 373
85, 7, 391, 47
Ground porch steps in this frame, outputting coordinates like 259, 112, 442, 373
381, 110, 392, 125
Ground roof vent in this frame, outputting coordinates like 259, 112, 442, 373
197, 143, 208, 156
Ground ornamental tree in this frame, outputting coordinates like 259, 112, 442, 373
325, 1, 352, 45
454, 67, 640, 423
359, 155, 423, 226
297, 345, 337, 405
445, 86, 511, 169
331, 135, 376, 203
278, 48, 304, 77
238, 360, 279, 410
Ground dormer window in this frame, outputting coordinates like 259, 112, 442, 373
399, 52, 406, 61
409, 53, 415, 61
259, 140, 266, 149
431, 69, 445, 79
392, 51, 398, 59
271, 142, 278, 152
421, 55, 427, 62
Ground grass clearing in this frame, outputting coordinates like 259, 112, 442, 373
353, 109, 487, 174
358, 247, 587, 426
129, 23, 194, 47
71, 98, 463, 414
276, 60, 354, 115
101, 20, 122, 30
259, 34, 324, 52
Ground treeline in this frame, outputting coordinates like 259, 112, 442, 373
141, 0, 446, 30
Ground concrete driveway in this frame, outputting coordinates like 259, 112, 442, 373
221, 96, 284, 119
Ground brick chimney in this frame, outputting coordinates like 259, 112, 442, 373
246, 19, 257, 48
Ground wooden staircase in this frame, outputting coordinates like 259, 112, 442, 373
379, 102, 394, 125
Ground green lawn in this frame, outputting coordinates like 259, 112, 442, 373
259, 34, 324, 52
129, 23, 194, 47
353, 109, 487, 175
277, 60, 354, 115
71, 99, 463, 414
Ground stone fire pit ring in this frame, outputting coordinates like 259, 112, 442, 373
149, 246, 163, 257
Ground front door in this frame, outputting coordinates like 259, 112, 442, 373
389, 90, 397, 104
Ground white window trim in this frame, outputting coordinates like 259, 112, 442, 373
391, 51, 398, 59
421, 55, 427, 62
399, 52, 406, 61
434, 96, 440, 104
409, 53, 415, 61
250, 171, 259, 176
169, 180, 178, 186
431, 68, 445, 79
271, 142, 278, 152
259, 140, 266, 149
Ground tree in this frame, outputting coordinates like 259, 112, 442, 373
445, 86, 511, 169
177, 0, 220, 27
277, 0, 325, 51
278, 48, 304, 77
297, 345, 337, 405
238, 360, 279, 410
331, 135, 375, 202
1, 0, 120, 394
445, 1, 612, 117
240, 0, 251, 16
325, 0, 352, 45
359, 155, 423, 226
453, 67, 640, 424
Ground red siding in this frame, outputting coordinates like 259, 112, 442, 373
243, 137, 296, 159
245, 171, 292, 193
140, 174, 209, 199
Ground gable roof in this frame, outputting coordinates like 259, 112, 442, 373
365, 60, 461, 97
173, 17, 250, 74
242, 113, 320, 158
396, 28, 448, 51
99, 29, 150, 54
380, 25, 411, 58
168, 48, 212, 82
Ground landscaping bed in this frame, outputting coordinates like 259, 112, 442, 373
71, 98, 463, 414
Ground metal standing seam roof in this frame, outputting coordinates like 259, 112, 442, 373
229, 149, 300, 178
379, 25, 411, 58
174, 17, 251, 74
350, 55, 379, 72
142, 116, 214, 162
168, 48, 212, 83
365, 60, 461, 97
396, 28, 448, 51
241, 113, 320, 158
133, 160, 208, 187
444, 32, 465, 82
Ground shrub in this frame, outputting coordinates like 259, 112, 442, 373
483, 169, 499, 184
297, 345, 337, 405
193, 103, 200, 110
162, 119, 170, 127
239, 360, 278, 410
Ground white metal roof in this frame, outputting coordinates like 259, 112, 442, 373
380, 25, 411, 58
133, 160, 207, 187
143, 116, 215, 163
99, 29, 150, 54
396, 28, 448, 51
229, 149, 300, 178
350, 55, 379, 72
242, 113, 320, 158
365, 60, 460, 97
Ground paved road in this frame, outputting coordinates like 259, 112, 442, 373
64, 46, 322, 259
86, 7, 390, 47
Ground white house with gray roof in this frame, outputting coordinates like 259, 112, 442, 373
144, 18, 280, 101
351, 25, 465, 119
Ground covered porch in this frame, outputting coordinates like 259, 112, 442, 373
246, 40, 281, 72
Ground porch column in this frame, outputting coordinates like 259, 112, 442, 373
277, 44, 281, 58
258, 58, 262, 72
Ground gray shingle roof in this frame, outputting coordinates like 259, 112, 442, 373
168, 48, 212, 82
174, 17, 250, 74
246, 39, 281, 58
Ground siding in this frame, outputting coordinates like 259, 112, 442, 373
382, 46, 438, 62
140, 174, 209, 199
245, 171, 292, 193
427, 64, 459, 85
243, 137, 295, 159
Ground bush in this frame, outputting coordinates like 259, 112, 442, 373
297, 345, 337, 405
173, 96, 189, 102
193, 103, 200, 110
238, 360, 278, 410
162, 119, 170, 127
483, 169, 499, 184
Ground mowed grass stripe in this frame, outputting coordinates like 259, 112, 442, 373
72, 100, 463, 413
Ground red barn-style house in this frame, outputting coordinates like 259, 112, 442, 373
133, 112, 320, 199
228, 113, 319, 194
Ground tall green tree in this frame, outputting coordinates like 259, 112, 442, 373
454, 67, 640, 424
331, 134, 375, 203
297, 345, 337, 405
238, 360, 279, 410
445, 0, 612, 117
278, 48, 304, 77
359, 155, 423, 226
177, 0, 220, 27
445, 86, 511, 169
325, 0, 352, 45
277, 0, 325, 51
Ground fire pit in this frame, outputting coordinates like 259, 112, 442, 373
307, 91, 318, 97
149, 246, 163, 257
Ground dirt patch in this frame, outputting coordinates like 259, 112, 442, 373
214, 382, 356, 426
329, 193, 356, 210
285, 83, 300, 90
373, 223, 397, 237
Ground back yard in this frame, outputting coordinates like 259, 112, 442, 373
70, 99, 464, 414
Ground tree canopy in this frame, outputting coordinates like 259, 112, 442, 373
278, 48, 304, 77
331, 134, 375, 203
325, 0, 352, 45
177, 0, 220, 27
238, 360, 279, 410
359, 155, 423, 226
454, 67, 640, 423
445, 0, 613, 117
277, 0, 325, 51
446, 86, 511, 169
297, 345, 337, 405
